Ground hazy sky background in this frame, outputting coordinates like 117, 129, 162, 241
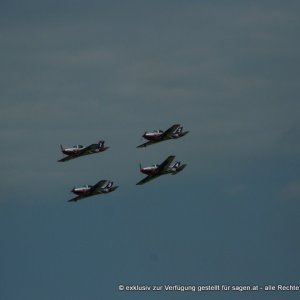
1, 1, 300, 299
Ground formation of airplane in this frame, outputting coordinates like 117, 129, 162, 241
136, 155, 186, 185
58, 140, 108, 162
59, 124, 188, 202
137, 124, 189, 148
69, 180, 118, 202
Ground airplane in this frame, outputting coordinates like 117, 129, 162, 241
68, 180, 118, 202
58, 140, 109, 162
136, 155, 186, 185
136, 124, 189, 148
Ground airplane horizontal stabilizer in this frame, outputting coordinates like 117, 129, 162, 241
172, 164, 187, 175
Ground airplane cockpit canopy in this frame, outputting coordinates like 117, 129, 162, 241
154, 130, 163, 133
74, 145, 84, 149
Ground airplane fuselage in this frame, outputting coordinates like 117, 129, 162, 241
140, 165, 159, 175
140, 162, 182, 176
68, 179, 118, 202
143, 130, 188, 141
71, 186, 91, 195
59, 141, 108, 161
63, 147, 107, 156
71, 184, 117, 196
143, 132, 163, 141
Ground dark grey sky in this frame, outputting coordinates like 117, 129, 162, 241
1, 1, 300, 299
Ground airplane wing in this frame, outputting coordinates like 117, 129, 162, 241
58, 147, 89, 162
78, 143, 99, 155
158, 155, 176, 173
89, 180, 108, 193
136, 173, 161, 185
58, 154, 80, 162
68, 194, 88, 202
136, 140, 156, 148
160, 124, 180, 140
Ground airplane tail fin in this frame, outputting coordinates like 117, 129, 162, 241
98, 140, 104, 149
106, 181, 113, 189
60, 144, 64, 152
174, 161, 181, 168
170, 161, 180, 174
98, 140, 109, 151
175, 126, 183, 134
172, 163, 186, 175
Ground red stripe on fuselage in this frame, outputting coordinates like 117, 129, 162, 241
63, 149, 81, 155
141, 167, 159, 175
73, 188, 90, 195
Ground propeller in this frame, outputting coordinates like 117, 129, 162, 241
142, 131, 147, 139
